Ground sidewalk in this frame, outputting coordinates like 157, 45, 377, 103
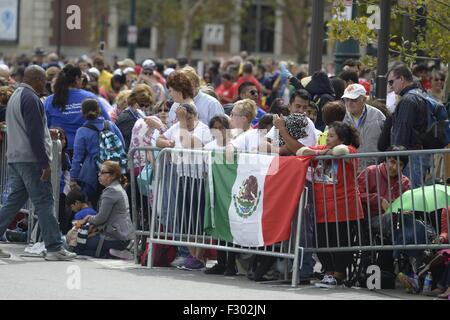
0, 243, 438, 300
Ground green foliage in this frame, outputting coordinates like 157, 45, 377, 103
327, 0, 450, 64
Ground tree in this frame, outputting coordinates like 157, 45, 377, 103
326, 0, 450, 99
267, 0, 312, 63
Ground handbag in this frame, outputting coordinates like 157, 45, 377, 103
137, 164, 154, 196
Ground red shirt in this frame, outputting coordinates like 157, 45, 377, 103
357, 163, 411, 217
310, 145, 364, 223
229, 75, 261, 100
215, 83, 235, 105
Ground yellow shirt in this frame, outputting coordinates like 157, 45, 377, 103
318, 130, 328, 146
98, 70, 113, 91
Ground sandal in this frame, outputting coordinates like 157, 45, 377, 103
437, 287, 450, 299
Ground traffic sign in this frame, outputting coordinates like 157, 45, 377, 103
204, 24, 224, 46
127, 25, 138, 45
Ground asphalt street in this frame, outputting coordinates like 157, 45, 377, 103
0, 243, 436, 301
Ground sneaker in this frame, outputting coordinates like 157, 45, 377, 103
397, 272, 420, 293
0, 248, 11, 259
5, 229, 27, 243
179, 255, 205, 271
204, 264, 226, 275
170, 256, 187, 268
44, 248, 77, 261
315, 275, 342, 289
109, 248, 133, 260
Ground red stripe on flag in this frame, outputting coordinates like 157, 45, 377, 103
262, 156, 311, 246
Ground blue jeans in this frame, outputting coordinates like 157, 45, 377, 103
403, 154, 431, 188
74, 234, 128, 258
0, 163, 62, 252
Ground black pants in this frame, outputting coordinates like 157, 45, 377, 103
317, 221, 357, 274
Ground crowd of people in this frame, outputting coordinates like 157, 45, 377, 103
0, 48, 449, 298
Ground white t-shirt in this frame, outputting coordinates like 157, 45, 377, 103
230, 129, 266, 153
164, 121, 213, 149
204, 140, 226, 151
265, 116, 317, 147
163, 121, 213, 178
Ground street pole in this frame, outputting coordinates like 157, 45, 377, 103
375, 0, 391, 100
128, 0, 136, 60
56, 0, 62, 56
334, 1, 360, 74
255, 0, 262, 53
309, 0, 325, 75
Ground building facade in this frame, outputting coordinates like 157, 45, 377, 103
0, 0, 333, 64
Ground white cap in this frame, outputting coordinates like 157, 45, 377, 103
0, 64, 9, 72
87, 67, 100, 78
142, 59, 156, 70
123, 67, 136, 75
163, 67, 175, 77
342, 83, 367, 99
113, 68, 124, 76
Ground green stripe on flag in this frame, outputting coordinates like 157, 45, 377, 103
204, 151, 238, 243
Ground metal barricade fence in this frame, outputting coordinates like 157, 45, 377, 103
128, 147, 307, 287
128, 146, 450, 287
302, 148, 450, 257
0, 127, 62, 243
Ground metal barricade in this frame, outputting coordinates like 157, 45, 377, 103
0, 127, 62, 243
304, 148, 450, 255
128, 147, 307, 287
129, 145, 450, 288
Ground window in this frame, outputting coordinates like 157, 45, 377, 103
240, 3, 275, 53
118, 23, 151, 48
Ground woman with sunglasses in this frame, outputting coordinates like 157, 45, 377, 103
74, 161, 134, 259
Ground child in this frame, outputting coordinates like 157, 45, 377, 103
297, 121, 364, 288
204, 115, 238, 276
65, 190, 97, 248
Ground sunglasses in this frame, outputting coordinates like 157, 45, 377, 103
249, 90, 258, 96
434, 78, 445, 82
159, 108, 170, 112
388, 77, 400, 86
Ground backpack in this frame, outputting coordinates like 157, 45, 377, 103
83, 121, 128, 174
409, 89, 450, 149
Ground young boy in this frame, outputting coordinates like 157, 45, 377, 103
65, 190, 97, 221
65, 190, 97, 248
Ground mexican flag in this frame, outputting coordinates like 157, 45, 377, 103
204, 152, 310, 247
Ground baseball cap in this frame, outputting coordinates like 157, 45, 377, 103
142, 59, 156, 70
163, 67, 175, 77
118, 58, 136, 69
88, 67, 100, 78
113, 68, 124, 76
342, 83, 367, 99
34, 47, 46, 56
123, 67, 136, 75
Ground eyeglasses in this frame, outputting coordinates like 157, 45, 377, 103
388, 77, 400, 86
99, 171, 112, 175
230, 112, 245, 118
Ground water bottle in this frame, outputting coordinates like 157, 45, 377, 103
77, 223, 89, 245
423, 272, 432, 293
